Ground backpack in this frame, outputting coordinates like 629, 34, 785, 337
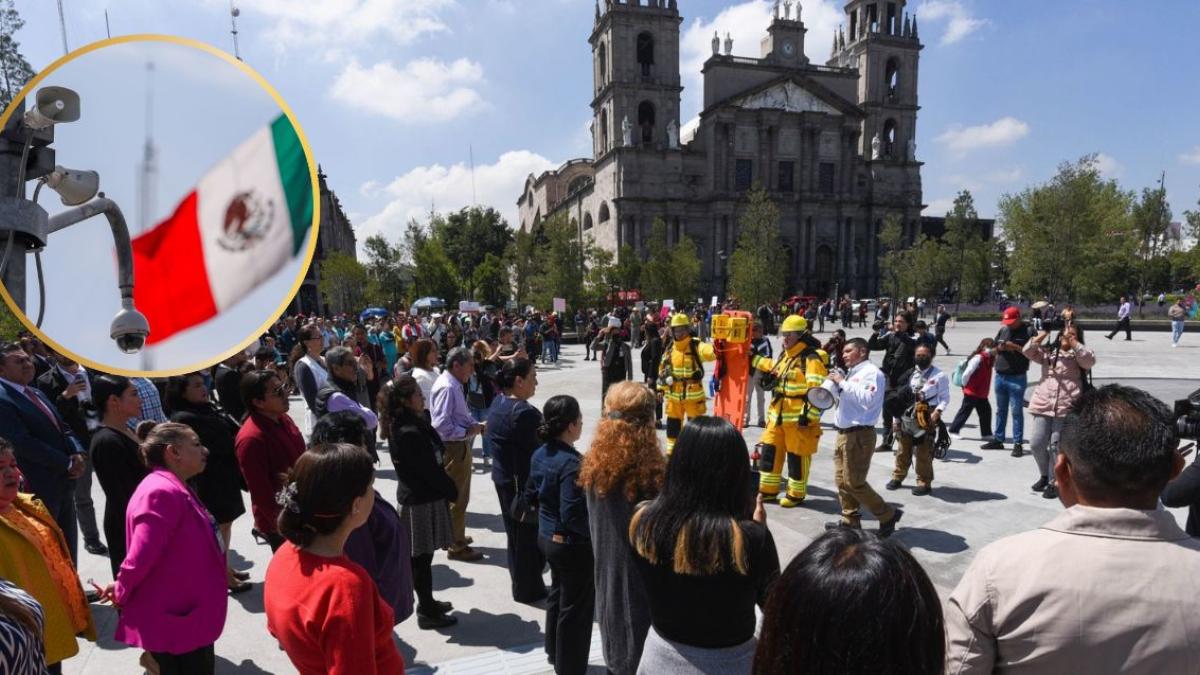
951, 358, 969, 388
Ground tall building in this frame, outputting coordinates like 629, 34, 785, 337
518, 0, 926, 298
294, 166, 357, 316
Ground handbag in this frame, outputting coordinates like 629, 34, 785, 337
509, 473, 539, 525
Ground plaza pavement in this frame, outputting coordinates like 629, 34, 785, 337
64, 319, 1197, 674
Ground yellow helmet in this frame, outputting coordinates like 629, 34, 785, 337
781, 315, 808, 333
669, 313, 691, 328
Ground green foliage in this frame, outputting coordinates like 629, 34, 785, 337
614, 243, 641, 291
434, 206, 513, 300
0, 1, 34, 111
528, 214, 585, 311
317, 252, 369, 314
509, 227, 536, 306
729, 185, 785, 309
583, 243, 616, 308
361, 234, 409, 307
403, 219, 459, 303
639, 218, 698, 303
670, 234, 701, 302
475, 252, 509, 307
943, 191, 999, 303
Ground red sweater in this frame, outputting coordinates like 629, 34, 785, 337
235, 412, 306, 533
265, 543, 404, 675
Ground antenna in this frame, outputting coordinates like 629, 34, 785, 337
230, 1, 242, 61
137, 62, 158, 235
56, 0, 68, 55
469, 145, 477, 206
104, 9, 111, 39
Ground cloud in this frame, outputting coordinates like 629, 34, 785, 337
935, 116, 1029, 156
1179, 146, 1200, 165
917, 1, 988, 45
923, 197, 956, 216
226, 0, 455, 56
679, 0, 841, 118
358, 150, 557, 247
329, 58, 485, 123
1092, 153, 1123, 178
985, 167, 1024, 183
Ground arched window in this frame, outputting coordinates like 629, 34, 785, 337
583, 213, 594, 231
885, 58, 899, 100
600, 109, 609, 153
882, 119, 897, 158
637, 32, 655, 77
637, 101, 656, 146
782, 243, 795, 283
598, 42, 607, 85
598, 202, 610, 222
568, 176, 588, 194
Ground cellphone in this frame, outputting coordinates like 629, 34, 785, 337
745, 470, 761, 519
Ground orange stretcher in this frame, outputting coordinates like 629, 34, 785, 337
711, 310, 751, 432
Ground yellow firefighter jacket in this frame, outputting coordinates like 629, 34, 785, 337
658, 337, 716, 402
752, 340, 829, 424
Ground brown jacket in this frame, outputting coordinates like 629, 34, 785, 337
946, 505, 1200, 674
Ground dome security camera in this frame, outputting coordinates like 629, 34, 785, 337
110, 300, 150, 354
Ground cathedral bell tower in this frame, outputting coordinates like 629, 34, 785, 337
831, 0, 922, 163
589, 0, 683, 158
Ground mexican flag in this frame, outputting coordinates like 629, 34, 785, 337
132, 114, 312, 346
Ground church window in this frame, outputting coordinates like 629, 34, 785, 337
735, 159, 753, 191
818, 163, 835, 193
638, 101, 656, 145
882, 119, 897, 158
598, 43, 607, 85
778, 161, 795, 192
600, 109, 609, 152
568, 176, 589, 194
637, 32, 655, 77
599, 202, 611, 222
885, 58, 900, 101
887, 3, 898, 34
583, 213, 594, 231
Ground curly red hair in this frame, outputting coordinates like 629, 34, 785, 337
579, 381, 665, 502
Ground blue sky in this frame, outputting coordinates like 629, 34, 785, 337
10, 0, 1200, 352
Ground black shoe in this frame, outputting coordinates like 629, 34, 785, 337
84, 541, 109, 556
430, 599, 453, 614
1031, 476, 1049, 492
878, 509, 903, 538
885, 479, 902, 490
1105, 335, 1113, 340
980, 439, 1005, 450
875, 443, 893, 453
1042, 485, 1059, 499
417, 607, 458, 629
911, 484, 932, 496
1011, 443, 1024, 458
233, 570, 251, 581
824, 520, 860, 531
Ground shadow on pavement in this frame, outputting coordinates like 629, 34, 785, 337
893, 527, 969, 554
432, 563, 475, 591
228, 549, 256, 575
468, 545, 519, 570
436, 607, 543, 648
393, 635, 421, 671
87, 602, 126, 650
466, 510, 506, 534
215, 656, 273, 674
789, 497, 840, 515
940, 449, 982, 464
932, 486, 1006, 504
230, 584, 265, 614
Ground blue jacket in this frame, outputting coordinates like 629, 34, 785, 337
0, 381, 81, 514
526, 439, 589, 542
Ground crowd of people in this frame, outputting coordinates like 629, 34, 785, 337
0, 289, 1197, 675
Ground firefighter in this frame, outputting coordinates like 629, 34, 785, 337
657, 312, 716, 452
753, 314, 829, 506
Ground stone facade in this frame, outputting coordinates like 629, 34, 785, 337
295, 166, 358, 316
517, 0, 927, 299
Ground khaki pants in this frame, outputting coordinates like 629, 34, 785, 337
442, 439, 473, 550
834, 428, 894, 526
893, 432, 934, 487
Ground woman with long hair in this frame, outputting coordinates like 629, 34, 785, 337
948, 338, 996, 441
468, 340, 498, 467
1024, 323, 1095, 499
629, 416, 778, 674
166, 373, 250, 593
289, 323, 329, 434
89, 374, 148, 579
264, 443, 405, 674
385, 375, 459, 629
753, 528, 944, 675
486, 357, 547, 603
528, 395, 590, 674
578, 382, 665, 675
412, 338, 440, 412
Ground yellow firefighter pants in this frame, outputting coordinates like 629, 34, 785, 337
758, 421, 821, 499
664, 398, 707, 452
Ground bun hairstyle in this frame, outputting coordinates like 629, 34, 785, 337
138, 422, 194, 468
538, 395, 581, 443
277, 442, 375, 548
579, 381, 664, 501
496, 356, 534, 391
90, 374, 132, 418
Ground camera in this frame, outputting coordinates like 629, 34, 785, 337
110, 303, 150, 355
1041, 317, 1065, 333
1175, 388, 1200, 440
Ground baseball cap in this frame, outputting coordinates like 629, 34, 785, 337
1001, 307, 1021, 327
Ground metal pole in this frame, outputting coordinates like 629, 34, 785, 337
0, 100, 27, 310
47, 196, 136, 302
56, 0, 68, 55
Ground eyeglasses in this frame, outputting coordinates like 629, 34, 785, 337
272, 383, 292, 397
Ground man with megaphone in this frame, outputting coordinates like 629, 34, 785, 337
751, 315, 828, 507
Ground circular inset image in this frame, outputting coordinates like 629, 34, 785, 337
0, 35, 318, 376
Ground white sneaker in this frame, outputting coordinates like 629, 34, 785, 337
1172, 343, 1178, 348
950, 433, 962, 441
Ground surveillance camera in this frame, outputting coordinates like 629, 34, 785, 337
23, 87, 81, 130
110, 304, 150, 355
44, 166, 99, 206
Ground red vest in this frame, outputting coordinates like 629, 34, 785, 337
963, 351, 994, 399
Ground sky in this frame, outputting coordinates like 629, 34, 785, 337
9, 0, 1200, 351
5, 36, 306, 373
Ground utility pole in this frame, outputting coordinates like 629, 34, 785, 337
56, 0, 68, 55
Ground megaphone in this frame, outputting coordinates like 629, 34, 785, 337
44, 166, 99, 206
23, 86, 81, 130
806, 376, 842, 411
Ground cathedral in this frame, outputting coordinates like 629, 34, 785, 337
517, 0, 928, 299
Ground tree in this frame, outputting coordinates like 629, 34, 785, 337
0, 1, 34, 111
942, 190, 995, 307
317, 252, 369, 314
474, 252, 509, 307
877, 214, 905, 313
434, 206, 513, 300
729, 185, 786, 309
1128, 181, 1172, 315
583, 242, 616, 308
614, 243, 641, 292
998, 155, 1134, 304
0, 300, 22, 341
1184, 192, 1200, 284
361, 233, 409, 307
403, 218, 458, 303
640, 219, 674, 302
509, 227, 537, 306
669, 234, 701, 303
529, 213, 585, 311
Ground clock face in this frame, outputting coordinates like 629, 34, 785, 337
782, 40, 795, 56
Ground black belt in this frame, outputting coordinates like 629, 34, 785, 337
837, 425, 873, 433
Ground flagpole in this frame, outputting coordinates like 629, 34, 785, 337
56, 0, 68, 55
138, 62, 158, 372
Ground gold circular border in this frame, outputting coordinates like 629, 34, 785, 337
0, 34, 321, 378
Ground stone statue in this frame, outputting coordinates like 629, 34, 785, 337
871, 133, 881, 160
907, 137, 916, 160
783, 0, 792, 20
667, 119, 679, 149
621, 115, 633, 147
724, 32, 733, 55
712, 30, 720, 55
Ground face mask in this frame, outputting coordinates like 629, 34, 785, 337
915, 357, 932, 369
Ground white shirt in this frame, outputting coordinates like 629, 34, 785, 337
413, 367, 440, 409
1117, 302, 1131, 320
833, 360, 886, 429
909, 365, 951, 413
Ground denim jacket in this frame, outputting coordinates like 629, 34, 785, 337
526, 439, 590, 542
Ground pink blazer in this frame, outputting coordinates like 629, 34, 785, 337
113, 468, 228, 654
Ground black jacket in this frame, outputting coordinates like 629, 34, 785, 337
389, 411, 458, 506
1162, 455, 1200, 537
36, 367, 92, 444
868, 330, 917, 387
640, 335, 664, 380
